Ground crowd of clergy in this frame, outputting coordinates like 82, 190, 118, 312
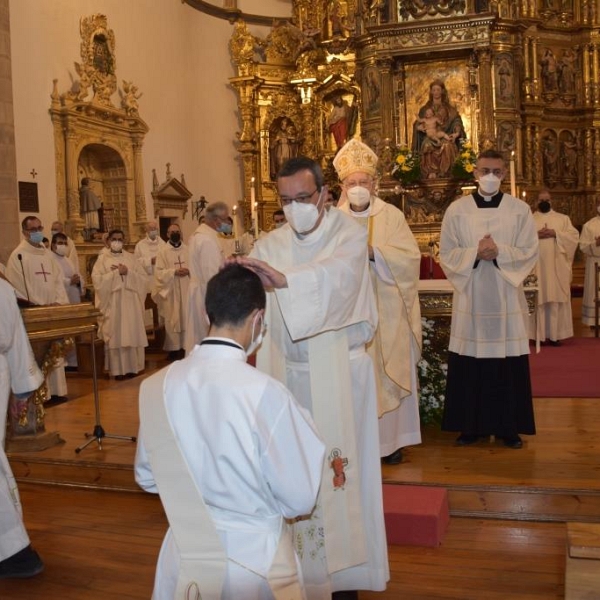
2, 139, 600, 595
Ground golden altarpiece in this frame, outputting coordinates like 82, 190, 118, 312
49, 14, 149, 278
228, 0, 600, 250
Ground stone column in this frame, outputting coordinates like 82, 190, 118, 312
0, 0, 20, 264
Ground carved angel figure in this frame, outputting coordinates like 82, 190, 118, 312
121, 81, 142, 116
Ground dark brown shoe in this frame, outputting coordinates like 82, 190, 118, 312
382, 448, 403, 465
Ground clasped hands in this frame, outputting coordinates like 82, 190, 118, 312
477, 234, 498, 261
110, 263, 128, 275
538, 226, 556, 239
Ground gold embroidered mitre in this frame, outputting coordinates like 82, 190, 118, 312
333, 138, 379, 181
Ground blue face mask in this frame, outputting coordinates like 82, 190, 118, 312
30, 231, 44, 245
218, 223, 233, 235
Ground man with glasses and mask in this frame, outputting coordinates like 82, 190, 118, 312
6, 216, 69, 306
152, 223, 190, 361
335, 138, 422, 467
440, 149, 538, 450
92, 229, 148, 379
185, 201, 229, 353
529, 190, 578, 346
135, 264, 325, 600
237, 156, 388, 600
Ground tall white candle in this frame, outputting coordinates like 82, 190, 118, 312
232, 205, 239, 241
251, 177, 258, 238
510, 151, 516, 197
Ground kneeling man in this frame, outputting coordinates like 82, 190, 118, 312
135, 264, 325, 599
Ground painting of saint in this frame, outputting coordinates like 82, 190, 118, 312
412, 80, 465, 179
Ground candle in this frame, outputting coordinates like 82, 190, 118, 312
232, 205, 239, 241
521, 190, 527, 203
510, 151, 516, 197
251, 177, 259, 238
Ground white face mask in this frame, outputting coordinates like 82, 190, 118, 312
54, 245, 68, 257
110, 240, 123, 252
478, 173, 501, 196
274, 221, 285, 229
283, 191, 323, 234
346, 186, 371, 210
246, 312, 266, 357
148, 230, 158, 240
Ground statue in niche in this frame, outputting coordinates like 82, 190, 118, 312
542, 133, 559, 182
540, 49, 558, 93
79, 177, 102, 240
497, 121, 515, 154
365, 68, 381, 117
412, 80, 465, 180
93, 34, 113, 75
497, 57, 514, 103
327, 94, 357, 149
269, 117, 300, 180
561, 132, 578, 180
558, 49, 577, 95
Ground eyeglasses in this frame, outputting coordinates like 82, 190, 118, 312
476, 168, 504, 177
278, 189, 318, 206
25, 226, 44, 232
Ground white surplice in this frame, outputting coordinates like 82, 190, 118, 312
338, 199, 422, 455
185, 224, 224, 353
6, 240, 69, 306
0, 279, 44, 561
135, 342, 325, 600
91, 249, 148, 376
152, 242, 190, 351
251, 210, 388, 598
579, 215, 600, 326
440, 194, 539, 358
529, 209, 578, 341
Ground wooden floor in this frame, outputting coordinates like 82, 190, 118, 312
2, 295, 596, 598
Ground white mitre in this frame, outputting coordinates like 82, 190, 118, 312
333, 137, 379, 181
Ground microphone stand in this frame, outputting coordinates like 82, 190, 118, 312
17, 253, 31, 303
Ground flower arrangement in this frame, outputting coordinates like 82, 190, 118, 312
451, 139, 477, 182
391, 144, 421, 186
418, 317, 449, 426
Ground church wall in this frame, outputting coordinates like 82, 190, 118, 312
9, 0, 286, 246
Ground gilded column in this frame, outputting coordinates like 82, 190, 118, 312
531, 38, 540, 101
0, 0, 20, 262
378, 57, 394, 142
583, 44, 592, 107
532, 125, 541, 186
593, 44, 600, 107
132, 135, 148, 238
65, 127, 85, 243
476, 48, 495, 147
594, 129, 600, 188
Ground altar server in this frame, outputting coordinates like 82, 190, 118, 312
440, 149, 538, 449
335, 138, 422, 465
242, 156, 388, 599
135, 264, 325, 600
0, 278, 44, 579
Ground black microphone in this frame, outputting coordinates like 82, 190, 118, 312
17, 254, 31, 303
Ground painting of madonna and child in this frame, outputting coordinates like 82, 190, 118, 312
408, 70, 472, 181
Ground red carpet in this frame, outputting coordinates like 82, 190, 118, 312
529, 338, 600, 398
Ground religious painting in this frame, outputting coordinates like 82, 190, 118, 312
269, 116, 300, 180
559, 130, 578, 187
403, 60, 472, 180
496, 121, 515, 154
541, 129, 559, 187
363, 66, 381, 118
495, 53, 515, 106
324, 90, 358, 151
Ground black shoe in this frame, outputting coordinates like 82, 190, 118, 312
549, 340, 562, 347
0, 545, 44, 579
455, 433, 480, 446
332, 592, 358, 600
502, 435, 523, 449
382, 448, 403, 465
114, 374, 126, 381
166, 351, 179, 361
46, 395, 68, 407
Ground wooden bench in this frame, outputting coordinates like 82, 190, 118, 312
565, 522, 600, 599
